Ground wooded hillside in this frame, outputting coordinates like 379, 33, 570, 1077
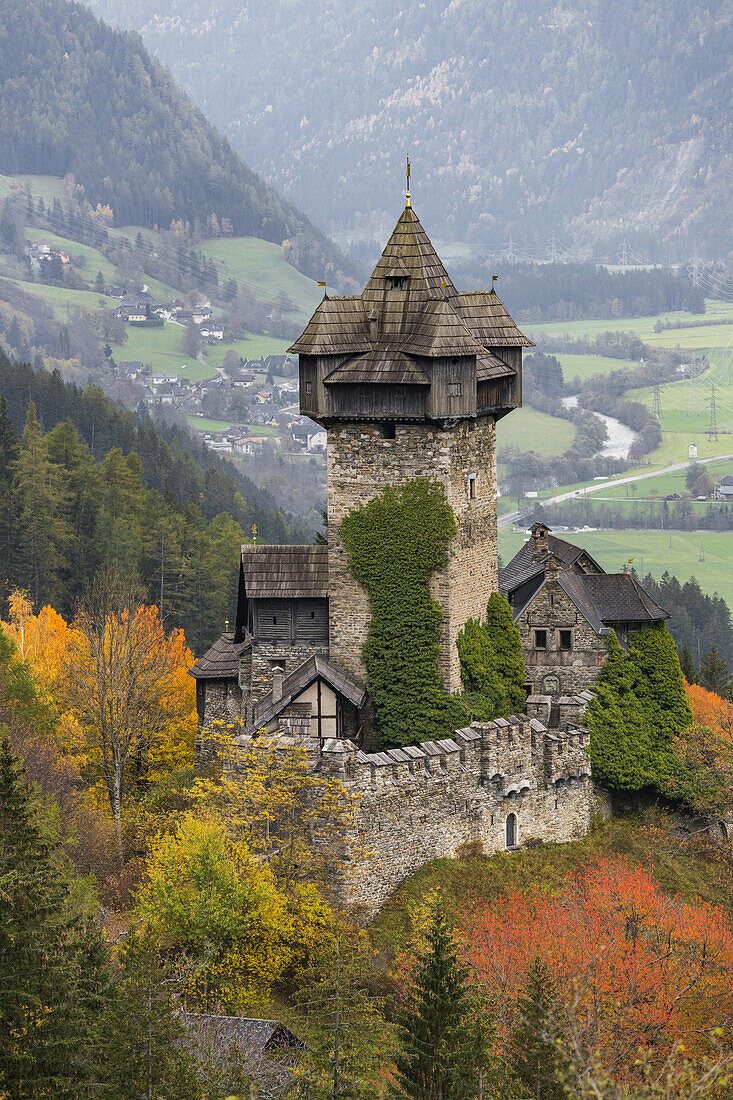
90, 0, 733, 258
0, 0, 356, 283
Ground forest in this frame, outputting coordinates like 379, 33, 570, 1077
0, 351, 314, 652
3, 579, 733, 1096
0, 0, 355, 284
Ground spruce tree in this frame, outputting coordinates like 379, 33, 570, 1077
679, 642, 696, 684
100, 928, 202, 1100
700, 644, 729, 696
0, 734, 105, 1097
392, 904, 487, 1100
506, 958, 570, 1100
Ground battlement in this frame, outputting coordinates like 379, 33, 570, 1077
261, 703, 596, 917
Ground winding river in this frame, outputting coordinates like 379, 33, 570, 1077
561, 395, 638, 460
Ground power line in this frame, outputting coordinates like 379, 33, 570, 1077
707, 383, 718, 441
651, 383, 663, 421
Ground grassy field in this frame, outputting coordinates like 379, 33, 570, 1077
187, 415, 280, 436
5, 278, 111, 320
205, 334, 292, 364
556, 353, 637, 384
500, 526, 733, 606
598, 458, 733, 500
525, 300, 733, 353
25, 227, 119, 285
200, 237, 322, 324
114, 325, 217, 382
496, 406, 576, 456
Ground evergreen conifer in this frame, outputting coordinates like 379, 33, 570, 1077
506, 957, 570, 1100
700, 644, 729, 696
100, 928, 202, 1100
392, 904, 487, 1100
679, 642, 696, 684
0, 734, 104, 1097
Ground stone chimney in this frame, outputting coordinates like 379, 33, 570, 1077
272, 664, 284, 703
530, 523, 549, 562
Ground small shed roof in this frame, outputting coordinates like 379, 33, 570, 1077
241, 545, 329, 599
181, 1013, 302, 1056
189, 633, 248, 680
254, 654, 366, 727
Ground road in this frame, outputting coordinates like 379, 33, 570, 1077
498, 452, 733, 529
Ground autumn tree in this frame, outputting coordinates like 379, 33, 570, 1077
61, 571, 196, 860
461, 858, 733, 1075
138, 814, 331, 1014
669, 680, 733, 814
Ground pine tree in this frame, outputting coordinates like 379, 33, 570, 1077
100, 928, 202, 1100
700, 644, 729, 696
392, 904, 487, 1100
679, 642, 696, 684
0, 734, 106, 1097
94, 269, 106, 293
506, 957, 571, 1100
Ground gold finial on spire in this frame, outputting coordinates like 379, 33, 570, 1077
225, 618, 229, 632
405, 155, 411, 208
252, 523, 257, 551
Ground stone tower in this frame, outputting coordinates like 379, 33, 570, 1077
289, 200, 531, 692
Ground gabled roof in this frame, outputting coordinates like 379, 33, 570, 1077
254, 655, 366, 728
499, 532, 603, 597
477, 352, 516, 380
189, 633, 248, 680
288, 297, 370, 356
578, 573, 668, 623
181, 1014, 302, 1057
241, 545, 328, 599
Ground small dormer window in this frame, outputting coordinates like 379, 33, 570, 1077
387, 275, 408, 290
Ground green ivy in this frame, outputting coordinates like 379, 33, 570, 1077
340, 479, 469, 747
586, 626, 692, 793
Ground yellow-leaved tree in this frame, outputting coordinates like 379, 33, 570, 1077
60, 572, 197, 861
139, 814, 332, 1014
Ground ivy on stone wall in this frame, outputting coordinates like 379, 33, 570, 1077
340, 479, 469, 747
586, 627, 692, 792
456, 594, 527, 717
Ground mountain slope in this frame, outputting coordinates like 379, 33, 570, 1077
87, 0, 732, 258
0, 0, 356, 283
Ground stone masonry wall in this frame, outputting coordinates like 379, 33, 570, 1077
326, 417, 498, 692
516, 573, 608, 700
311, 711, 593, 917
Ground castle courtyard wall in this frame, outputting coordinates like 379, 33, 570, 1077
314, 713, 593, 917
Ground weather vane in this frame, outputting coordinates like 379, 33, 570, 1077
405, 155, 411, 209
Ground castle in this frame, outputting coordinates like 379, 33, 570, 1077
190, 189, 663, 914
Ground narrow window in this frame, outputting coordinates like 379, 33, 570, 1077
448, 381, 462, 397
506, 813, 517, 848
468, 474, 476, 499
311, 611, 315, 619
272, 616, 277, 624
534, 629, 547, 650
381, 422, 396, 439
559, 630, 572, 651
304, 380, 312, 396
550, 593, 554, 606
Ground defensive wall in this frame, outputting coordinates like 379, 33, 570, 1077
260, 693, 596, 917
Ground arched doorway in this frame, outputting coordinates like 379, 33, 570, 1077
506, 812, 517, 848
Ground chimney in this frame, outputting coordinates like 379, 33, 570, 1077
530, 523, 549, 563
369, 309, 379, 343
272, 664, 284, 703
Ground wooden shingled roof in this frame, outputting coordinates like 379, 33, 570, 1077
324, 349, 430, 385
240, 545, 329, 599
288, 205, 532, 361
189, 633, 249, 680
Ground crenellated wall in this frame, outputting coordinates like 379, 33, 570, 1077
264, 708, 595, 917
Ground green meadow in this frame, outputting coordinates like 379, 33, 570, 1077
496, 406, 576, 456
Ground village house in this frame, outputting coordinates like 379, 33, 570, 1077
715, 474, 733, 500
500, 522, 667, 703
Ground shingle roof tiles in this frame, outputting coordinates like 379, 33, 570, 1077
240, 545, 328, 599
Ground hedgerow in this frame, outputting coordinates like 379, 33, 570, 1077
586, 627, 692, 792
